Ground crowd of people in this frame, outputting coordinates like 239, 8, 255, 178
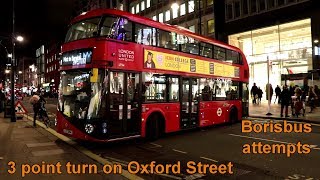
251, 83, 320, 117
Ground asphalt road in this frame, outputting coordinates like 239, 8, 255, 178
19, 98, 320, 180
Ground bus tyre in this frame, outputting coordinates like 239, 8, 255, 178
229, 107, 238, 125
146, 113, 164, 141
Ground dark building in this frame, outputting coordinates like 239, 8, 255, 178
35, 42, 61, 94
44, 43, 61, 94
72, 0, 216, 38
216, 0, 319, 88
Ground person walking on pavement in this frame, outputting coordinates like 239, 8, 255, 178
0, 90, 5, 113
251, 83, 258, 104
280, 85, 291, 118
308, 86, 317, 113
29, 92, 46, 127
314, 85, 320, 106
274, 85, 281, 104
266, 83, 273, 102
257, 87, 263, 104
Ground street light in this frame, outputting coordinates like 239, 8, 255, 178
5, 70, 10, 74
16, 36, 24, 42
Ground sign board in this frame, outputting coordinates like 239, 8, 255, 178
15, 101, 28, 114
143, 49, 240, 78
61, 49, 92, 66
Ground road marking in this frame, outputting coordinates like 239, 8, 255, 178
0, 157, 3, 160
23, 114, 144, 180
200, 156, 218, 162
172, 149, 187, 154
150, 143, 162, 147
229, 134, 320, 151
32, 149, 65, 156
26, 142, 56, 148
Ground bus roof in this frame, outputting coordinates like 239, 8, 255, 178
71, 9, 242, 53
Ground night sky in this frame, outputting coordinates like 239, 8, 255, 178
0, 0, 74, 68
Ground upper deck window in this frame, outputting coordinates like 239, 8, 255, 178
100, 16, 132, 41
65, 18, 100, 42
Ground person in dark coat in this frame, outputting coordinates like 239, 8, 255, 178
280, 85, 291, 117
257, 87, 263, 104
274, 85, 281, 104
250, 83, 258, 104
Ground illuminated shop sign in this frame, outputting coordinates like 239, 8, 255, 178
62, 49, 92, 66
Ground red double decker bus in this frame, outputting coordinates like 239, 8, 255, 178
56, 9, 249, 142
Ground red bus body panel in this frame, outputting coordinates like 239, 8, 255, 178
57, 9, 249, 142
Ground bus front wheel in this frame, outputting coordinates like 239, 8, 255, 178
146, 113, 165, 141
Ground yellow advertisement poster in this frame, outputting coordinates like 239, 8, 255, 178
144, 49, 240, 78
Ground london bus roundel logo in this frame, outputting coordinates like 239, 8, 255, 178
217, 108, 222, 117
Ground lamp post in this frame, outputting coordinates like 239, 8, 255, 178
10, 0, 24, 122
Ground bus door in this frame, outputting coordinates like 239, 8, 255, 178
108, 72, 141, 138
180, 78, 199, 129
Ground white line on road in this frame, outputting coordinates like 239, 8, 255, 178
200, 156, 218, 163
172, 149, 187, 154
150, 143, 162, 147
229, 134, 320, 151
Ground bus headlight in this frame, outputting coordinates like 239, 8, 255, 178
85, 124, 94, 134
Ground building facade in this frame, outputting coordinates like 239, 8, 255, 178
217, 0, 320, 89
130, 0, 215, 38
44, 43, 61, 94
36, 45, 46, 89
35, 43, 61, 94
72, 0, 216, 38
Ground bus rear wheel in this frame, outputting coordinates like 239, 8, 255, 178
146, 113, 165, 141
229, 107, 238, 124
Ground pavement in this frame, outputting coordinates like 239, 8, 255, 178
249, 100, 320, 124
0, 112, 128, 180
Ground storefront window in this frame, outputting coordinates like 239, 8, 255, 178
228, 19, 312, 97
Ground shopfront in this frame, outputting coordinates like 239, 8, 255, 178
229, 19, 312, 92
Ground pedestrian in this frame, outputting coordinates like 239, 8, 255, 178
250, 83, 258, 104
280, 85, 291, 118
257, 87, 263, 104
314, 85, 320, 106
274, 85, 281, 104
266, 83, 273, 102
308, 86, 317, 113
0, 90, 5, 113
29, 92, 46, 127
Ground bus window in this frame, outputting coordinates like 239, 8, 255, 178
100, 16, 119, 38
200, 78, 213, 101
142, 73, 167, 102
200, 42, 213, 58
213, 78, 232, 100
169, 77, 179, 102
214, 46, 226, 61
65, 17, 100, 42
101, 17, 132, 41
181, 37, 199, 55
226, 50, 240, 64
226, 81, 240, 100
135, 24, 156, 45
158, 30, 178, 50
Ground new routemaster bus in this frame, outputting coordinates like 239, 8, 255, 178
56, 9, 249, 142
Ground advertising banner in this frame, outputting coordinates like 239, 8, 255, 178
143, 49, 240, 78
